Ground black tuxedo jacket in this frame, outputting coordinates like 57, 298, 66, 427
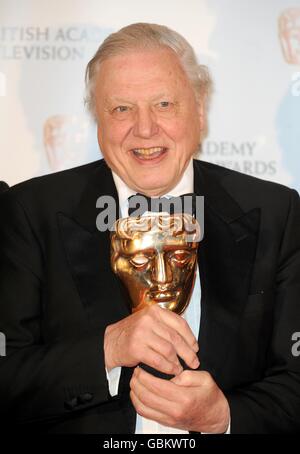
0, 159, 300, 433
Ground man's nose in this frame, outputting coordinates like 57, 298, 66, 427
132, 107, 159, 138
152, 253, 172, 284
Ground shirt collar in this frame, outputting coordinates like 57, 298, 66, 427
112, 159, 194, 218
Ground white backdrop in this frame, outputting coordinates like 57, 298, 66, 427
1, 0, 300, 193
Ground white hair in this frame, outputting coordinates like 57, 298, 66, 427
84, 22, 212, 120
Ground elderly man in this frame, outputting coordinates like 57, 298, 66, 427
0, 23, 299, 434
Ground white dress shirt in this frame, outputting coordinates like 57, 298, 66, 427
106, 159, 230, 434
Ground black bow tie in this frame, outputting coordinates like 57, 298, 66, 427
128, 193, 197, 217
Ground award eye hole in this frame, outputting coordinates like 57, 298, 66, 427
170, 250, 192, 263
129, 254, 150, 268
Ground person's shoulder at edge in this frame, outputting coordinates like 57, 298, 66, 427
6, 158, 105, 194
0, 158, 107, 210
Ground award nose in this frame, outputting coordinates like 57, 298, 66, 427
152, 253, 172, 284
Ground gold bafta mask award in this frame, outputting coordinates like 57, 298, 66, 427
111, 212, 201, 316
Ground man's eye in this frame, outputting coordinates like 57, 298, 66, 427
155, 101, 176, 114
157, 101, 171, 109
114, 106, 129, 113
129, 254, 149, 267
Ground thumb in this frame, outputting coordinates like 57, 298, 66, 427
171, 370, 195, 386
172, 370, 208, 386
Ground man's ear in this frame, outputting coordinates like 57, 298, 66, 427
196, 96, 206, 132
97, 122, 104, 149
196, 96, 208, 144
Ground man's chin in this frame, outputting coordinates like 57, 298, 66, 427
131, 177, 176, 196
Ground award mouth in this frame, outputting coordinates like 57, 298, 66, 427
149, 289, 179, 302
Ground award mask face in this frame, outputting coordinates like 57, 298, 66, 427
111, 213, 200, 315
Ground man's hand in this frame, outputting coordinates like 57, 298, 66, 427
130, 367, 230, 433
104, 305, 199, 375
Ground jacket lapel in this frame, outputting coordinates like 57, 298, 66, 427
57, 160, 130, 332
194, 161, 260, 387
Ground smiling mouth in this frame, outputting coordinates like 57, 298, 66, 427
132, 146, 168, 160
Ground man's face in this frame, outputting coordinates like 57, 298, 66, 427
95, 48, 204, 196
111, 223, 198, 315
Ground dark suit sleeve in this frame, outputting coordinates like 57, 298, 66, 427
0, 190, 110, 425
226, 189, 300, 433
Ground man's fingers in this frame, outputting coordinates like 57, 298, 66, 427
141, 347, 183, 375
130, 390, 172, 427
145, 331, 183, 372
153, 323, 200, 370
106, 306, 199, 371
154, 306, 199, 352
132, 366, 183, 402
130, 371, 181, 416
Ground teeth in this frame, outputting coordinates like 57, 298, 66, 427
133, 147, 165, 156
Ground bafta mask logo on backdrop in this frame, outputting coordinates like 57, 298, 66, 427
111, 213, 201, 315
44, 115, 90, 171
279, 8, 300, 64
